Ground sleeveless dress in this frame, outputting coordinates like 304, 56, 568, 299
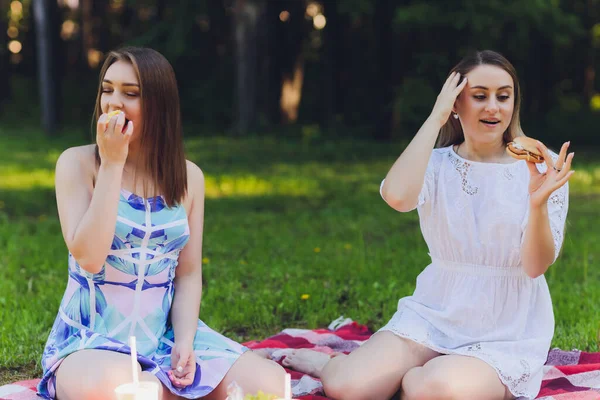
38, 188, 248, 399
378, 146, 569, 400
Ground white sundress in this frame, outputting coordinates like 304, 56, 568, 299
379, 145, 569, 399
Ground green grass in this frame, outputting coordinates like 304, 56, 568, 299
1, 126, 599, 385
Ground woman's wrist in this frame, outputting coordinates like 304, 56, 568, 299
528, 199, 549, 214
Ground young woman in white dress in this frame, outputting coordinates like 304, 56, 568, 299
283, 50, 574, 400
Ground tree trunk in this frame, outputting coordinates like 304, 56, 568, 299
583, 0, 596, 102
373, 0, 394, 141
0, 0, 10, 111
277, 0, 306, 124
321, 0, 337, 129
33, 0, 61, 135
233, 0, 263, 135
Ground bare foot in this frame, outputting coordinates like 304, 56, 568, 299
281, 349, 331, 378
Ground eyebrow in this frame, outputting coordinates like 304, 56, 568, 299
103, 79, 140, 87
470, 85, 513, 90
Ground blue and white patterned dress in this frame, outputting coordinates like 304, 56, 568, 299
38, 188, 248, 399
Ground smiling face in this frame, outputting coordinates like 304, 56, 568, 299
100, 60, 142, 141
454, 64, 515, 145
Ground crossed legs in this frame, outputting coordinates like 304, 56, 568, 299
283, 331, 514, 400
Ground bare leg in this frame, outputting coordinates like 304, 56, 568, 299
284, 331, 440, 400
282, 349, 334, 377
55, 349, 177, 400
204, 350, 287, 400
402, 355, 514, 400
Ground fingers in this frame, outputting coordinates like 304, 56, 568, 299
122, 120, 134, 140
167, 366, 194, 388
96, 113, 109, 135
525, 160, 541, 176
555, 170, 575, 189
106, 112, 119, 135
442, 71, 458, 92
556, 152, 574, 179
114, 112, 126, 134
453, 76, 468, 96
170, 350, 180, 371
535, 141, 555, 172
99, 111, 129, 137
555, 141, 570, 169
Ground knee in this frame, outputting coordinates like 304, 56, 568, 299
256, 360, 288, 396
79, 362, 140, 400
402, 367, 455, 400
322, 376, 372, 400
239, 356, 287, 398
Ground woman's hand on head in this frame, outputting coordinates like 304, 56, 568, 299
430, 71, 468, 126
96, 111, 133, 167
527, 141, 574, 208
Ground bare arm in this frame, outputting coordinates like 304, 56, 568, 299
56, 112, 133, 274
381, 117, 443, 211
521, 142, 573, 278
171, 162, 205, 348
381, 72, 467, 212
56, 151, 123, 273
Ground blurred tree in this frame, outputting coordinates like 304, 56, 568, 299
81, 0, 109, 69
233, 0, 265, 134
0, 0, 10, 110
32, 0, 61, 135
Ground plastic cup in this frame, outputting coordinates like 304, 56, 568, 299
114, 381, 159, 400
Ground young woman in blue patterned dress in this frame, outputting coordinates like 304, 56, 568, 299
38, 47, 286, 400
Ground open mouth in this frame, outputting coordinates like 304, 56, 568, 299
480, 119, 500, 125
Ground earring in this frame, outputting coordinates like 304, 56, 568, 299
453, 113, 459, 120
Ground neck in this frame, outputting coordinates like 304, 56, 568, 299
124, 141, 143, 173
457, 138, 510, 163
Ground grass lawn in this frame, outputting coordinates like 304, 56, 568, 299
1, 126, 599, 385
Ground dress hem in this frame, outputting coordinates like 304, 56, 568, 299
378, 327, 538, 400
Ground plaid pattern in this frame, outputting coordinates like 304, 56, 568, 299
2, 318, 599, 399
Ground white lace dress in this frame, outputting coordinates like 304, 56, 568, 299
379, 145, 569, 400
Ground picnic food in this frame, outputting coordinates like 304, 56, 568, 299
105, 110, 130, 133
107, 110, 121, 119
506, 137, 544, 163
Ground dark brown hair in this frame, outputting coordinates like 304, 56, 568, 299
437, 50, 524, 148
93, 47, 187, 207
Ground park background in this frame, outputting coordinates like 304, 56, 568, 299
1, 0, 600, 385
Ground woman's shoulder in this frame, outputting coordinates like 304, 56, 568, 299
429, 146, 451, 165
184, 159, 205, 195
55, 144, 96, 175
185, 159, 204, 181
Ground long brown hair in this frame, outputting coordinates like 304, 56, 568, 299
93, 47, 187, 207
437, 50, 524, 148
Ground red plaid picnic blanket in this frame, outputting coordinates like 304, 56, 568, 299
1, 318, 599, 399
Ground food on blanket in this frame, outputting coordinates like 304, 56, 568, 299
243, 391, 278, 400
114, 381, 159, 400
506, 137, 544, 163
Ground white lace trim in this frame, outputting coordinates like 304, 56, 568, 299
379, 324, 532, 398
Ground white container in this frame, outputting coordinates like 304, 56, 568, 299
114, 381, 159, 400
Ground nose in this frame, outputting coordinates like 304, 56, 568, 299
107, 95, 124, 112
485, 98, 499, 113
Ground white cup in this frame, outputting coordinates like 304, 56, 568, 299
114, 381, 159, 400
